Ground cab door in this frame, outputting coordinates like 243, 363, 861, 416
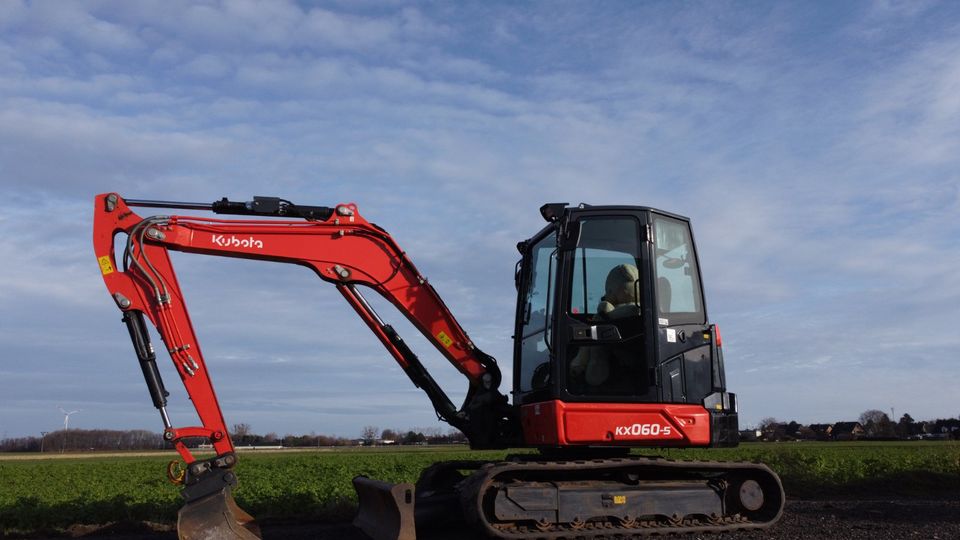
650, 213, 712, 404
513, 228, 558, 406
557, 213, 653, 402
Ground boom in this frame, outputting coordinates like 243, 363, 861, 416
93, 193, 515, 463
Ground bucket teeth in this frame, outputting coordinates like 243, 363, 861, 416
178, 486, 262, 540
352, 475, 416, 540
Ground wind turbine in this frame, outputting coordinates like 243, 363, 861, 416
58, 407, 81, 453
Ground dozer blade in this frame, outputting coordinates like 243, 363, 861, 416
178, 486, 262, 540
352, 475, 416, 540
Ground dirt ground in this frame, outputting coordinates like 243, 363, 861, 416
6, 499, 959, 540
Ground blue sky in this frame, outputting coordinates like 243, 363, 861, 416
1, 1, 958, 439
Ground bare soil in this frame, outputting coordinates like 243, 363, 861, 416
6, 499, 959, 540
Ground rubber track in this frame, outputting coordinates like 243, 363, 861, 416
459, 456, 785, 539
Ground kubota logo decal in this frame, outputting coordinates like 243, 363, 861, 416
614, 423, 673, 437
211, 234, 264, 249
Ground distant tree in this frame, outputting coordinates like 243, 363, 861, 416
282, 434, 297, 447
446, 428, 468, 444
0, 436, 40, 452
422, 427, 443, 439
232, 423, 252, 445
897, 414, 916, 438
858, 410, 886, 425
402, 431, 426, 445
1, 429, 164, 452
876, 417, 896, 437
758, 417, 778, 431
381, 429, 398, 441
361, 425, 379, 443
859, 410, 894, 438
785, 421, 801, 438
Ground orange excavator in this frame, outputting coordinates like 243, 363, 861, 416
92, 193, 783, 539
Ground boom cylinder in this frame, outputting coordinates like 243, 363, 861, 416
125, 196, 334, 220
124, 199, 213, 211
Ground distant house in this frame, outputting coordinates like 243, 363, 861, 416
806, 424, 832, 441
739, 429, 761, 442
829, 422, 865, 441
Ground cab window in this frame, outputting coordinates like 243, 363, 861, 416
653, 216, 704, 324
517, 234, 556, 392
570, 218, 642, 316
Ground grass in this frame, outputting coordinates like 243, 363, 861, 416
1, 442, 958, 533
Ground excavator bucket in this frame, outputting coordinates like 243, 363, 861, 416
352, 476, 416, 540
177, 487, 262, 540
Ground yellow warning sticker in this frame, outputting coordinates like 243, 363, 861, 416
613, 495, 627, 505
436, 331, 453, 348
98, 255, 115, 276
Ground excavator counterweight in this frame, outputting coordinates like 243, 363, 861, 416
92, 193, 783, 539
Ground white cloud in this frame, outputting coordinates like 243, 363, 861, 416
179, 53, 233, 79
18, 1, 144, 53
856, 36, 960, 165
0, 0, 28, 30
300, 7, 396, 49
0, 99, 238, 195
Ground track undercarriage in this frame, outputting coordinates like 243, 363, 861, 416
354, 455, 785, 540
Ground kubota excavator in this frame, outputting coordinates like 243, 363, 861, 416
92, 193, 783, 540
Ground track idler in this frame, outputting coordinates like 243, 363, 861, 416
177, 464, 261, 540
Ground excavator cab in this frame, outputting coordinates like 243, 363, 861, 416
513, 204, 739, 448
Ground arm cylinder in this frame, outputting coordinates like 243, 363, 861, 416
123, 310, 170, 411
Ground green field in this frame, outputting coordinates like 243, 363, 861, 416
1, 442, 958, 534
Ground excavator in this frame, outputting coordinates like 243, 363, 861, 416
92, 193, 783, 540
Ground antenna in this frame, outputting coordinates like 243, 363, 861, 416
58, 407, 81, 453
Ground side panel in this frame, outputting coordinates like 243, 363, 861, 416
520, 401, 711, 447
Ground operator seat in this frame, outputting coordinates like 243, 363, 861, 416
570, 264, 642, 391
